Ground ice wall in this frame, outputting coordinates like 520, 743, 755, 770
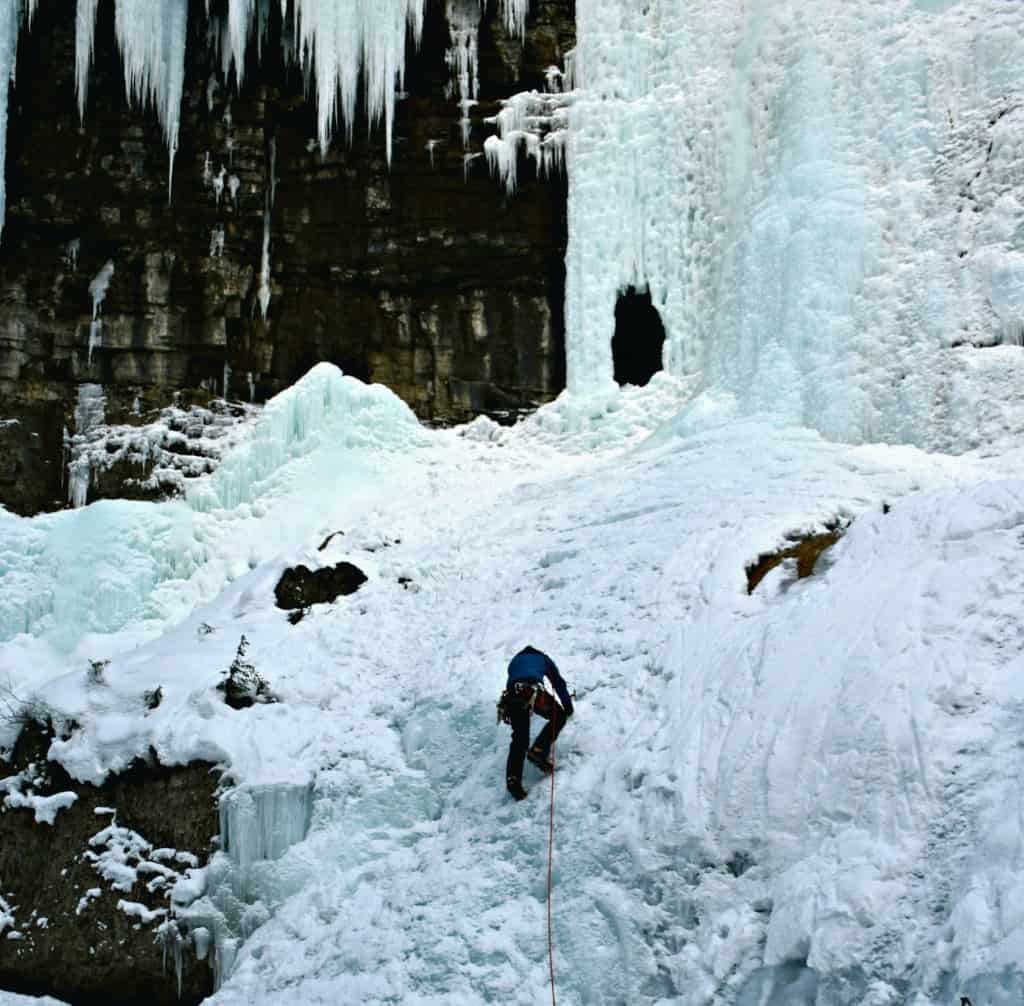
566, 0, 1024, 449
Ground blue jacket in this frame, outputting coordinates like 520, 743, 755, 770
506, 646, 573, 715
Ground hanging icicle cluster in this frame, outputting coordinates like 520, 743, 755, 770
0, 0, 537, 241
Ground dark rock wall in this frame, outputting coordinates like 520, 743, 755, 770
0, 0, 574, 514
0, 727, 219, 1006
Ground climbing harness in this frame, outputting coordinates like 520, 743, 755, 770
496, 681, 546, 724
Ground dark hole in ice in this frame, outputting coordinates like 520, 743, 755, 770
612, 286, 666, 388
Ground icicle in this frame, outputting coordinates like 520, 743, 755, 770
290, 0, 424, 163
209, 225, 224, 258
0, 2, 18, 244
113, 0, 188, 202
228, 174, 240, 208
206, 74, 220, 114
268, 136, 277, 207
225, 0, 254, 88
445, 0, 479, 148
483, 87, 570, 196
247, 372, 255, 402
213, 166, 226, 206
223, 362, 232, 399
218, 785, 313, 903
75, 0, 100, 121
256, 209, 271, 320
496, 0, 530, 39
87, 260, 114, 365
63, 238, 81, 272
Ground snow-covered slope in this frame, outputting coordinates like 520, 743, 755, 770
3, 365, 1024, 1004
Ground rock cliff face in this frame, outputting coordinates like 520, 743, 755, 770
0, 0, 574, 515
0, 725, 219, 1005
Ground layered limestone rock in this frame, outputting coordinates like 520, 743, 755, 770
0, 0, 574, 514
0, 724, 219, 1005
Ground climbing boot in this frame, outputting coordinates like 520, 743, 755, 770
527, 747, 554, 774
506, 776, 528, 801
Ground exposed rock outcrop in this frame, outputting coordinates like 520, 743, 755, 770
275, 561, 368, 612
746, 525, 845, 594
0, 725, 219, 1005
0, 0, 574, 514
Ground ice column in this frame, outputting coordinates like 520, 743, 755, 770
218, 784, 313, 902
173, 783, 313, 988
0, 2, 19, 243
66, 383, 106, 507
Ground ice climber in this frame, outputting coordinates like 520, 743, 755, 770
498, 645, 574, 800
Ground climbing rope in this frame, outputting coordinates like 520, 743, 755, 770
546, 713, 558, 1006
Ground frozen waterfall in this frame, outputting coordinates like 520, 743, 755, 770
565, 0, 1024, 450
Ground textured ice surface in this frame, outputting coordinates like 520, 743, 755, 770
566, 0, 1024, 450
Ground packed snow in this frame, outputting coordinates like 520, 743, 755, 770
3, 364, 1024, 1004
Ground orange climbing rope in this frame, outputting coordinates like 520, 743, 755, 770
546, 717, 558, 1006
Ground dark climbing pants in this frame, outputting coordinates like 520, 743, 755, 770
505, 688, 566, 782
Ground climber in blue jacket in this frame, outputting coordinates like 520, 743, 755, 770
499, 645, 574, 800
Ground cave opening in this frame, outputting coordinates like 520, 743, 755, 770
612, 287, 665, 387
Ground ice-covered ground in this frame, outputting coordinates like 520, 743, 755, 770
2, 364, 1023, 1004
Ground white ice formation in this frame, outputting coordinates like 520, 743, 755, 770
65, 382, 106, 507
165, 783, 314, 990
484, 84, 571, 196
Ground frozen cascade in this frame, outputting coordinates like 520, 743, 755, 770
0, 2, 19, 242
565, 0, 1024, 450
168, 784, 314, 990
66, 383, 106, 508
218, 784, 314, 903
